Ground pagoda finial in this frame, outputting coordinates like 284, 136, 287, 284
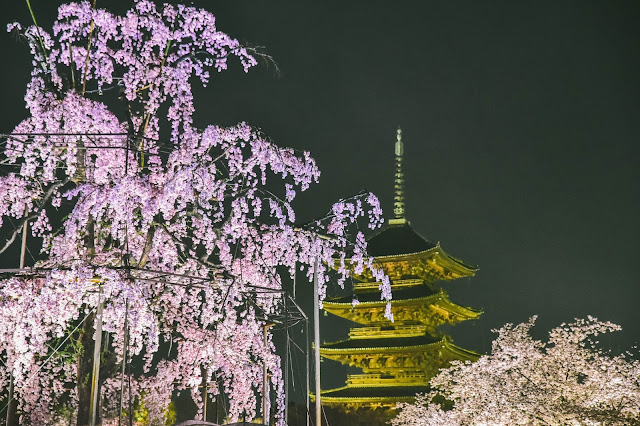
390, 126, 407, 225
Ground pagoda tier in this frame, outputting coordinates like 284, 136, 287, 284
351, 223, 478, 282
323, 286, 481, 330
320, 335, 478, 376
312, 385, 427, 410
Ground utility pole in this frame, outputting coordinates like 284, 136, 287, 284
312, 257, 321, 426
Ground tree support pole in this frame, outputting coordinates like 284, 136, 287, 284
89, 287, 104, 426
293, 262, 297, 300
118, 299, 129, 426
284, 296, 290, 424
5, 377, 15, 426
5, 211, 29, 426
305, 307, 310, 426
262, 323, 273, 425
19, 215, 28, 269
203, 371, 208, 422
312, 257, 321, 426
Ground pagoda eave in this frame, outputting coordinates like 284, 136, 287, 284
314, 394, 416, 409
322, 292, 482, 327
320, 338, 480, 374
311, 383, 428, 409
321, 343, 441, 355
320, 340, 480, 358
376, 243, 476, 270
321, 336, 447, 354
324, 292, 480, 314
324, 294, 440, 309
347, 243, 478, 283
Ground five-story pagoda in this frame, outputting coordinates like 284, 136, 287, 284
318, 128, 481, 410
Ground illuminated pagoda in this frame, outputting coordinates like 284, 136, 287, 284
318, 128, 482, 410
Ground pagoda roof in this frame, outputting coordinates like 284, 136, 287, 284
311, 385, 424, 407
322, 289, 482, 327
365, 223, 478, 274
338, 223, 477, 283
320, 385, 428, 399
367, 223, 437, 257
322, 334, 439, 350
320, 335, 481, 361
327, 284, 438, 304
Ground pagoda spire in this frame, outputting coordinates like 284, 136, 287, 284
391, 127, 408, 225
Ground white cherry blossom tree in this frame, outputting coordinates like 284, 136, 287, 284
392, 317, 640, 426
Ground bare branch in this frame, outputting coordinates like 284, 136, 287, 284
0, 212, 38, 255
137, 224, 156, 267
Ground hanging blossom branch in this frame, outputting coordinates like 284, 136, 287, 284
0, 1, 391, 424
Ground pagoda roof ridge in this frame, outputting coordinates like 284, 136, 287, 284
437, 244, 479, 272
444, 339, 483, 359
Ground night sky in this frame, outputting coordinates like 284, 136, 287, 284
1, 0, 639, 398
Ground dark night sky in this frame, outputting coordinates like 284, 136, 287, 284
1, 0, 639, 396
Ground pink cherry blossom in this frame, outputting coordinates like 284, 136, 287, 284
0, 1, 389, 423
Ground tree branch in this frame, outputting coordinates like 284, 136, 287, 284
0, 178, 70, 256
0, 212, 38, 255
137, 224, 155, 267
